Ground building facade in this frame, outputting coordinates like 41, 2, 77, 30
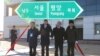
4, 0, 100, 40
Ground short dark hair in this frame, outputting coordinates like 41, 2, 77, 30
69, 20, 74, 24
44, 19, 48, 22
13, 25, 15, 28
30, 21, 35, 24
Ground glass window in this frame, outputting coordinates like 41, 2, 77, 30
95, 23, 100, 35
86, 0, 96, 6
86, 5, 96, 11
97, 0, 100, 5
97, 5, 100, 11
86, 11, 97, 16
76, 0, 86, 6
97, 11, 100, 15
8, 7, 12, 16
6, 4, 18, 16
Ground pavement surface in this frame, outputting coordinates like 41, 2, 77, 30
0, 39, 100, 56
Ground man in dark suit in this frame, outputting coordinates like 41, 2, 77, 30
65, 20, 78, 56
52, 21, 65, 56
10, 25, 17, 50
27, 22, 39, 56
40, 19, 52, 56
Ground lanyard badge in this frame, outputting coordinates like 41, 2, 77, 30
30, 33, 33, 37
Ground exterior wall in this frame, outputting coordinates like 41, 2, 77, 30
0, 0, 4, 31
94, 16, 100, 39
4, 16, 69, 38
0, 0, 4, 39
83, 15, 100, 40
4, 0, 33, 38
3, 0, 70, 38
4, 12, 100, 40
4, 0, 100, 39
75, 18, 83, 28
5, 0, 32, 5
4, 16, 28, 38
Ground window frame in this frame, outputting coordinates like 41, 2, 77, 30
95, 23, 100, 35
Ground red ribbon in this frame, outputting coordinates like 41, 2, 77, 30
75, 43, 85, 56
5, 26, 29, 56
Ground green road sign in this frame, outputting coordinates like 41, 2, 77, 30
15, 1, 83, 20
49, 1, 83, 19
16, 2, 47, 19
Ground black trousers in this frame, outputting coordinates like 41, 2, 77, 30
29, 46, 37, 56
41, 45, 49, 56
11, 38, 16, 50
55, 42, 63, 56
67, 42, 75, 56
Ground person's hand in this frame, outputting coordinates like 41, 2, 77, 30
75, 41, 78, 43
